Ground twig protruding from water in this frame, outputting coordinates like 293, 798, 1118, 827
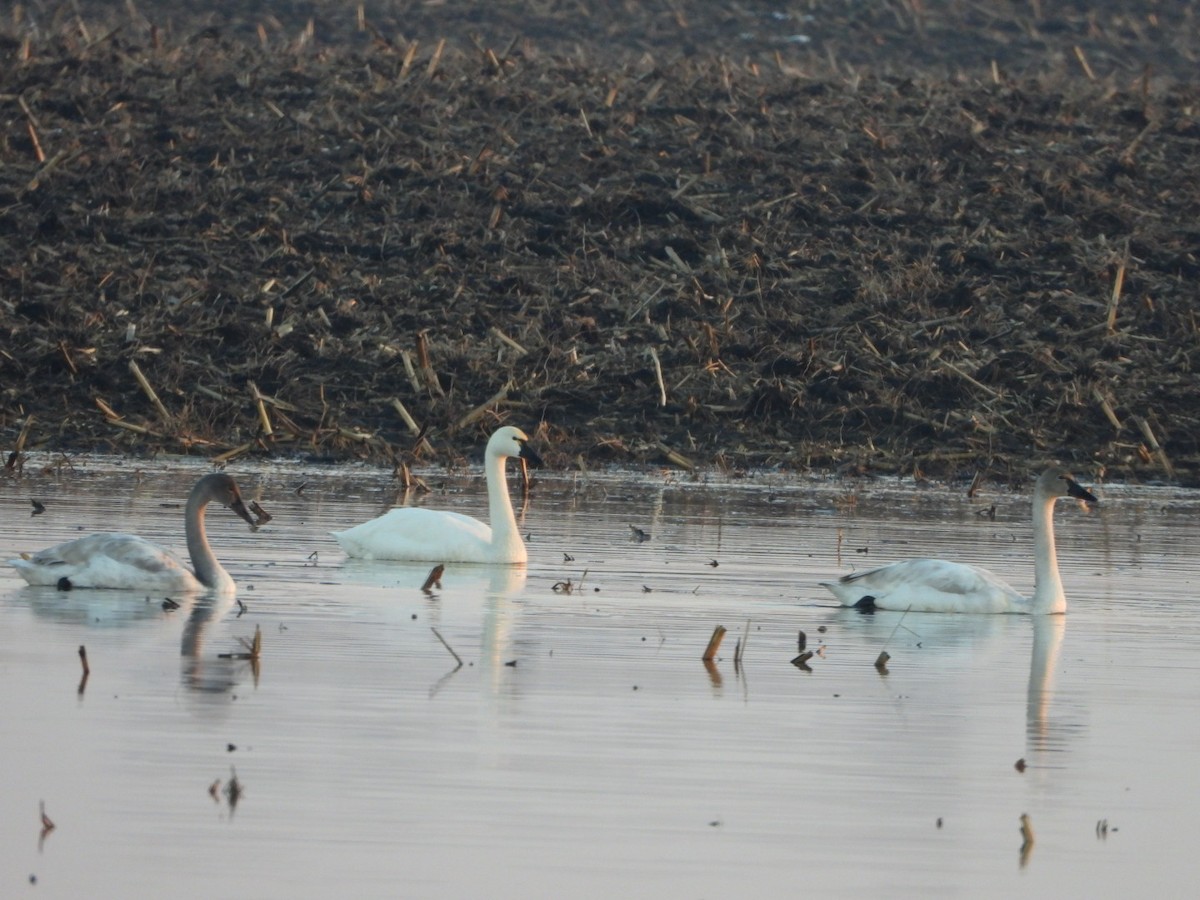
421, 564, 445, 594
218, 625, 262, 660
1019, 813, 1035, 867
702, 625, 726, 662
733, 619, 750, 671
431, 627, 463, 668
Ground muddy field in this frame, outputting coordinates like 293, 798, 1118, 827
1, 1, 1198, 484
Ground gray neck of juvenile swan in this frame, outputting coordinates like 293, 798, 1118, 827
185, 488, 227, 589
1030, 487, 1066, 615
485, 452, 523, 561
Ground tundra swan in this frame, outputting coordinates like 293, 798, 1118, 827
332, 426, 542, 564
10, 473, 257, 594
821, 467, 1097, 614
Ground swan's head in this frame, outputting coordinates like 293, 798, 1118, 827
486, 426, 543, 468
1037, 467, 1098, 505
195, 473, 257, 526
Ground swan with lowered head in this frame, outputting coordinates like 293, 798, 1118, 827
9, 473, 258, 594
821, 467, 1097, 614
332, 425, 543, 564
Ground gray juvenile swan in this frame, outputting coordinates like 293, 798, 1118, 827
9, 473, 257, 594
332, 426, 543, 564
821, 467, 1097, 614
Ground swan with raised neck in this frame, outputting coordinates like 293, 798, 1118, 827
332, 426, 543, 564
820, 467, 1097, 614
10, 473, 258, 594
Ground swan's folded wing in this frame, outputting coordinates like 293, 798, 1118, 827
13, 533, 190, 587
32, 533, 178, 570
332, 507, 494, 561
824, 558, 1024, 612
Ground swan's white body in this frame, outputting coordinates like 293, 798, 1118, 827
822, 468, 1097, 614
332, 426, 542, 564
9, 473, 256, 594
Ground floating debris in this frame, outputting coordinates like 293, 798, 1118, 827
30, 498, 45, 516
797, 630, 807, 652
791, 651, 814, 671
553, 569, 588, 594
628, 525, 650, 543
225, 768, 243, 810
77, 645, 90, 696
38, 801, 55, 852
248, 500, 272, 526
218, 625, 262, 661
1014, 758, 1027, 773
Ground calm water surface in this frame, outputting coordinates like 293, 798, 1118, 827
2, 459, 1199, 898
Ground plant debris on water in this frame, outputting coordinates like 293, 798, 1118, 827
2, 2, 1199, 482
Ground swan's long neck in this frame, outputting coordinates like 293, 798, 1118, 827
185, 492, 229, 589
485, 453, 523, 559
1029, 489, 1066, 615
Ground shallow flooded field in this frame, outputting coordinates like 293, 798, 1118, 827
2, 460, 1199, 898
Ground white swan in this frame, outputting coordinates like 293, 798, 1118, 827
332, 426, 543, 564
9, 473, 257, 594
821, 467, 1097, 614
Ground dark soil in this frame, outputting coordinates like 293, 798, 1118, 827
2, 1, 1199, 483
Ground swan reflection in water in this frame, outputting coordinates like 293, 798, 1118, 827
180, 593, 255, 703
338, 559, 529, 695
838, 606, 1075, 759
20, 585, 197, 627
1026, 614, 1068, 755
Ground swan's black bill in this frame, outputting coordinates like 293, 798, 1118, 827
1064, 477, 1098, 504
518, 441, 544, 469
